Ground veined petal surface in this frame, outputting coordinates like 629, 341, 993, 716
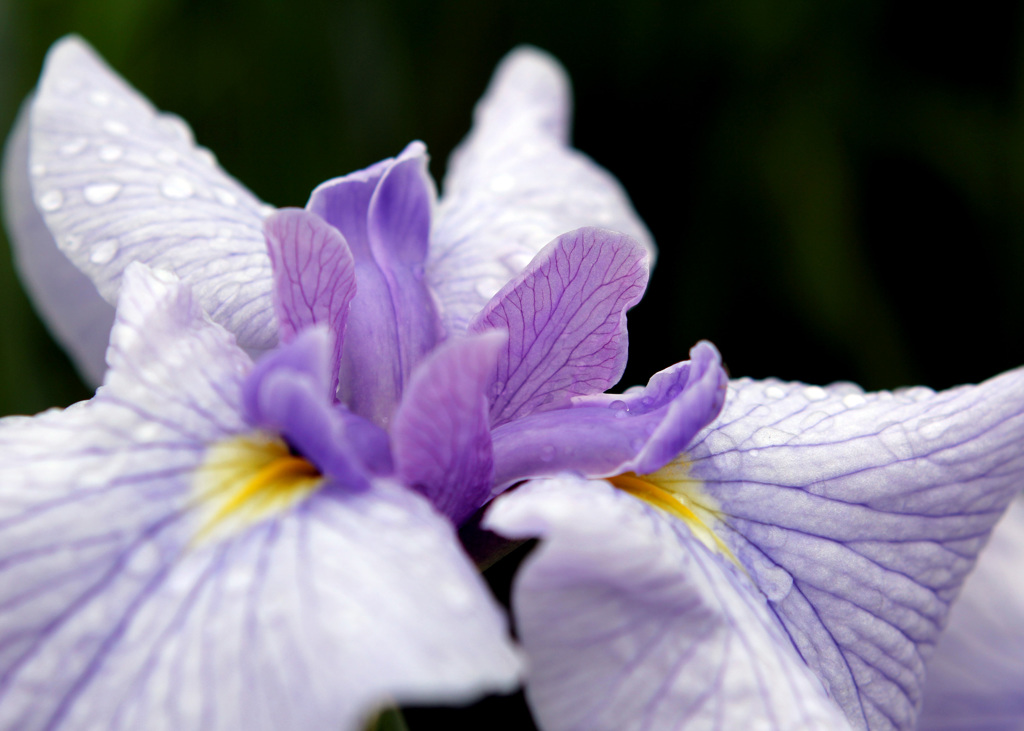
2, 101, 114, 385
485, 477, 851, 731
687, 372, 1024, 730
470, 227, 648, 426
21, 36, 277, 355
0, 264, 519, 729
429, 46, 655, 333
917, 493, 1024, 731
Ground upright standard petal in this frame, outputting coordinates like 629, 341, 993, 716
19, 36, 278, 357
429, 46, 655, 333
0, 264, 519, 730
917, 493, 1024, 731
264, 207, 357, 397
485, 477, 852, 731
2, 100, 114, 385
392, 332, 505, 524
684, 373, 1024, 730
470, 227, 648, 426
307, 142, 443, 426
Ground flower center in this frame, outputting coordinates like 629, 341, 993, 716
607, 461, 739, 566
192, 434, 324, 543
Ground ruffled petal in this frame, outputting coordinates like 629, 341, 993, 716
917, 492, 1024, 731
470, 227, 648, 426
2, 99, 114, 385
685, 372, 1024, 730
307, 142, 443, 426
485, 477, 851, 731
491, 342, 726, 490
264, 208, 357, 397
0, 265, 519, 729
392, 332, 504, 524
20, 36, 277, 355
429, 46, 655, 333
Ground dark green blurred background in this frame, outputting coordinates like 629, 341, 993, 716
2, 0, 1024, 414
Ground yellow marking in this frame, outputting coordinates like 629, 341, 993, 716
193, 434, 324, 544
608, 466, 741, 568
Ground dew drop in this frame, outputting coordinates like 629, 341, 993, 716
84, 183, 122, 205
102, 120, 129, 136
60, 138, 88, 156
213, 187, 237, 206
258, 204, 276, 218
89, 90, 111, 107
156, 114, 194, 144
540, 445, 555, 462
156, 148, 179, 165
842, 393, 867, 409
161, 176, 194, 199
641, 396, 654, 408
803, 386, 827, 402
37, 190, 63, 212
609, 399, 627, 411
195, 147, 218, 166
765, 385, 785, 399
629, 437, 645, 451
98, 145, 123, 162
90, 239, 119, 264
30, 163, 46, 177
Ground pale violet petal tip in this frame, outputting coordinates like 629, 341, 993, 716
27, 35, 278, 352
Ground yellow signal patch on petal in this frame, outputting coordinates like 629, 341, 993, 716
193, 434, 324, 543
608, 459, 740, 568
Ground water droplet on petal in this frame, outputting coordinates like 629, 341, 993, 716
803, 386, 827, 402
89, 90, 111, 107
765, 385, 785, 399
609, 399, 627, 411
84, 183, 122, 205
30, 163, 46, 177
102, 120, 129, 136
156, 114, 194, 144
540, 445, 555, 462
842, 393, 866, 409
98, 145, 123, 162
90, 239, 119, 264
161, 176, 194, 199
60, 138, 88, 156
213, 187, 237, 206
37, 190, 63, 211
630, 437, 645, 451
195, 147, 218, 166
641, 396, 654, 407
156, 148, 179, 165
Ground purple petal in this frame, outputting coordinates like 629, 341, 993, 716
242, 327, 391, 487
17, 36, 278, 355
485, 477, 851, 731
391, 332, 504, 524
264, 208, 357, 397
491, 341, 726, 490
2, 100, 114, 385
0, 265, 519, 729
470, 227, 648, 426
685, 371, 1024, 729
307, 142, 443, 426
429, 46, 655, 333
917, 492, 1024, 731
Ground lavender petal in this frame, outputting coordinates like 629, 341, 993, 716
470, 227, 648, 426
429, 46, 655, 333
264, 208, 357, 398
491, 342, 726, 490
307, 142, 442, 426
392, 332, 504, 524
485, 477, 851, 731
17, 36, 278, 355
917, 492, 1024, 731
687, 371, 1024, 730
2, 100, 114, 385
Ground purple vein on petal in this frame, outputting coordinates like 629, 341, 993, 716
469, 227, 648, 427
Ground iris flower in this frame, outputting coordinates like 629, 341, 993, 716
4, 35, 1024, 731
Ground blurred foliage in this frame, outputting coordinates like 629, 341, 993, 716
1, 0, 1023, 726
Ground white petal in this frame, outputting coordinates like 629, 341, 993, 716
486, 477, 851, 731
428, 47, 654, 333
20, 36, 277, 361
